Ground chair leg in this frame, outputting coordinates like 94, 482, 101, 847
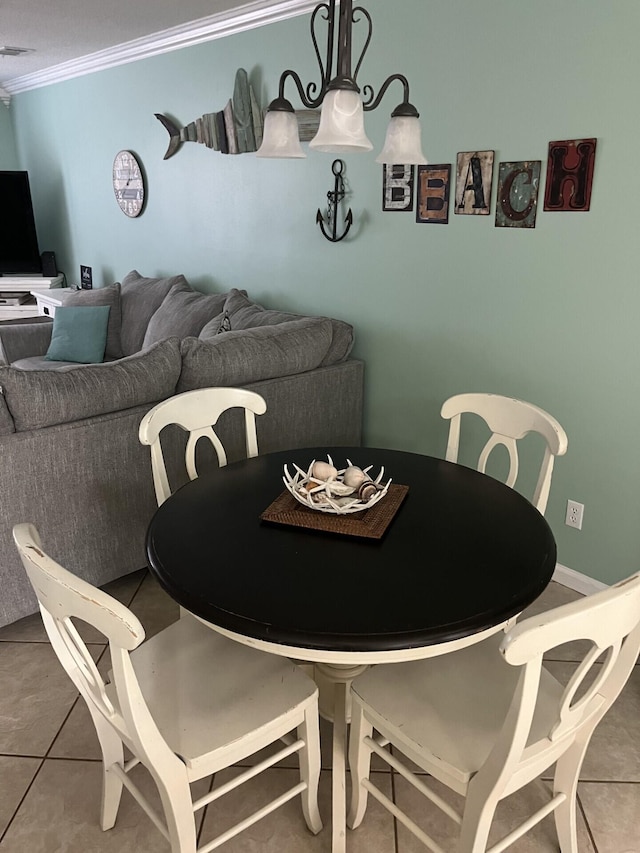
89, 708, 125, 831
154, 768, 198, 853
457, 782, 499, 853
298, 704, 323, 834
347, 702, 374, 830
553, 734, 592, 853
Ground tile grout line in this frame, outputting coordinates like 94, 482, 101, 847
124, 569, 150, 608
0, 619, 107, 845
0, 755, 45, 847
577, 791, 600, 853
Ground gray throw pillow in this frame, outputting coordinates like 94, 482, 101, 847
119, 270, 189, 356
64, 283, 124, 359
0, 338, 181, 432
222, 288, 355, 366
223, 288, 299, 329
177, 317, 334, 393
199, 310, 232, 339
142, 281, 227, 348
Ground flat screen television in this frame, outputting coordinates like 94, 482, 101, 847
0, 171, 42, 275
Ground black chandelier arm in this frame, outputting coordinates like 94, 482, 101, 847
277, 69, 324, 110
362, 73, 412, 113
310, 2, 335, 92
351, 6, 373, 84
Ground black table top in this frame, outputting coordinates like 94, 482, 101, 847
145, 447, 556, 654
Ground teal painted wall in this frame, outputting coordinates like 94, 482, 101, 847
0, 103, 18, 168
7, 0, 640, 585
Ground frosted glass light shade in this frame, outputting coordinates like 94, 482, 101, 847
256, 109, 305, 159
309, 89, 373, 153
375, 115, 427, 165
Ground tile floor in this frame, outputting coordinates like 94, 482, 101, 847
0, 573, 638, 852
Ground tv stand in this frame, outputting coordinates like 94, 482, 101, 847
0, 275, 64, 320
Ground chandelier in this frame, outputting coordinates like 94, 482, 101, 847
256, 0, 427, 164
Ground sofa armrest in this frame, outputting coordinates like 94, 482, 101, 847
0, 320, 53, 364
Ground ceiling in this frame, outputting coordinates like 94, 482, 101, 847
0, 0, 280, 92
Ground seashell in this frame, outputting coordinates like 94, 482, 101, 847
342, 465, 367, 488
311, 460, 338, 481
357, 480, 384, 502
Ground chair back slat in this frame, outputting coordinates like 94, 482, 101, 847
477, 434, 520, 487
52, 612, 116, 717
185, 426, 229, 479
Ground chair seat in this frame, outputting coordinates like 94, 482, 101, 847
351, 632, 564, 786
107, 614, 318, 779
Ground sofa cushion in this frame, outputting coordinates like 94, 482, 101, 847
64, 283, 124, 359
11, 356, 83, 370
119, 270, 188, 356
0, 393, 14, 435
45, 305, 111, 364
0, 338, 181, 432
0, 320, 53, 365
222, 289, 354, 365
142, 281, 227, 348
177, 317, 334, 393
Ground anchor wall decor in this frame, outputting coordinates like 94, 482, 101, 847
316, 159, 354, 243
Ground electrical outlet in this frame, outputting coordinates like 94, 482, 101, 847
565, 500, 584, 530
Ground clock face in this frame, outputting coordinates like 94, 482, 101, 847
112, 150, 145, 217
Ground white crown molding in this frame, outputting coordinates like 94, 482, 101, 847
0, 87, 10, 106
2, 0, 318, 97
553, 562, 608, 596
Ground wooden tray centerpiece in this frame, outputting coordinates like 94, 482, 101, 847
260, 456, 409, 540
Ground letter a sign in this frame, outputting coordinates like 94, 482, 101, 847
455, 151, 495, 215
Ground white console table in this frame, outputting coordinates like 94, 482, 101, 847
30, 288, 79, 318
0, 275, 65, 320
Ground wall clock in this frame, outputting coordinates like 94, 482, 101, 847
112, 150, 145, 217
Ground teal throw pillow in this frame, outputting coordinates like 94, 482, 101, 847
45, 305, 111, 364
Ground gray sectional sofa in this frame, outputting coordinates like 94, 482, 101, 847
0, 271, 364, 626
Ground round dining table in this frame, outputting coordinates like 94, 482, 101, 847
145, 446, 557, 853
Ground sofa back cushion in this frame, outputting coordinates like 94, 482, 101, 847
177, 317, 334, 393
142, 280, 227, 348
222, 289, 354, 365
0, 338, 181, 432
64, 282, 124, 359
119, 270, 188, 356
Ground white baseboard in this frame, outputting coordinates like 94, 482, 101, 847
553, 563, 608, 596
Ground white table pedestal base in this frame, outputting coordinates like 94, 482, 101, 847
314, 662, 369, 853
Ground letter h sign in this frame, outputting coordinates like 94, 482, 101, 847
543, 138, 597, 211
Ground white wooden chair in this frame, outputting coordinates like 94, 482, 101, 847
138, 387, 267, 506
13, 523, 323, 853
441, 393, 568, 514
348, 573, 640, 853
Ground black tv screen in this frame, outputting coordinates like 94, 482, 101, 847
0, 171, 42, 275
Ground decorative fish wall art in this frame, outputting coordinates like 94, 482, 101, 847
155, 68, 263, 160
